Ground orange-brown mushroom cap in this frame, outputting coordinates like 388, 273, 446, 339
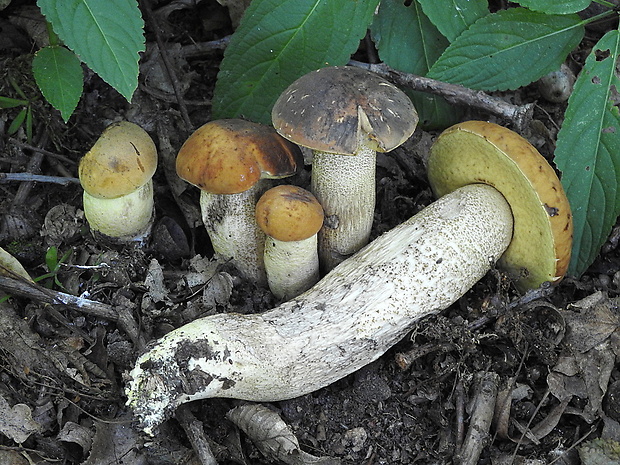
428, 121, 573, 290
272, 66, 418, 155
78, 122, 158, 199
176, 119, 303, 195
256, 185, 324, 242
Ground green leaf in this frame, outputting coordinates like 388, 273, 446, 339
212, 0, 380, 125
0, 96, 28, 109
415, 0, 488, 42
7, 108, 27, 135
555, 30, 620, 276
37, 0, 144, 102
514, 0, 591, 15
427, 8, 584, 91
32, 46, 83, 122
371, 0, 459, 129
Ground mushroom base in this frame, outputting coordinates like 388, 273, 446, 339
126, 184, 513, 435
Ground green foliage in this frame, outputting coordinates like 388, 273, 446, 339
555, 30, 620, 276
32, 46, 83, 122
211, 0, 380, 125
0, 79, 35, 142
427, 8, 584, 90
36, 246, 72, 290
35, 0, 145, 121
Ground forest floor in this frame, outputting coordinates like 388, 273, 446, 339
1, 1, 620, 465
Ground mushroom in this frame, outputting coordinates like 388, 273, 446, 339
126, 121, 572, 435
79, 121, 158, 243
175, 119, 303, 284
255, 185, 324, 300
272, 66, 419, 271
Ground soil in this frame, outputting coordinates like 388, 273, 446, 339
1, 2, 620, 465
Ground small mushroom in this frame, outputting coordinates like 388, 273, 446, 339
255, 185, 324, 300
126, 121, 572, 435
272, 66, 418, 271
78, 121, 158, 244
175, 119, 303, 284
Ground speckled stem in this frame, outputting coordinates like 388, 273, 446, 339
126, 184, 513, 435
310, 144, 376, 272
83, 180, 154, 242
200, 181, 269, 285
264, 235, 320, 300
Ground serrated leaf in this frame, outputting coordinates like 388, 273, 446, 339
555, 30, 620, 276
371, 0, 459, 129
37, 0, 144, 102
416, 0, 488, 42
32, 46, 83, 122
515, 0, 591, 15
212, 0, 379, 125
427, 8, 584, 91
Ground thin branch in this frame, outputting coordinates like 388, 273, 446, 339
0, 172, 80, 185
349, 60, 534, 131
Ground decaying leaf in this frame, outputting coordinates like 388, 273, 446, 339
0, 246, 32, 282
227, 403, 340, 465
0, 395, 40, 444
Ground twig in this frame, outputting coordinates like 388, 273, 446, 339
12, 126, 48, 206
7, 138, 77, 165
0, 172, 80, 185
178, 37, 231, 58
455, 371, 499, 465
349, 60, 534, 130
176, 404, 219, 465
0, 273, 145, 349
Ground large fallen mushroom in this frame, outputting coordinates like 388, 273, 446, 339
126, 121, 572, 435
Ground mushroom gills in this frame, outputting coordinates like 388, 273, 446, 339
126, 183, 513, 435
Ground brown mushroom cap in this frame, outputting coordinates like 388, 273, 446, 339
176, 119, 303, 195
428, 120, 573, 290
272, 66, 418, 155
255, 185, 324, 242
78, 122, 158, 199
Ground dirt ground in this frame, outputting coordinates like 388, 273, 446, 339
2, 1, 620, 464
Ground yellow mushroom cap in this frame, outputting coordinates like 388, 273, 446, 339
78, 122, 158, 199
428, 120, 573, 290
255, 185, 324, 242
175, 119, 303, 195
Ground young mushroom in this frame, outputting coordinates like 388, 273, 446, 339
272, 66, 418, 272
79, 121, 158, 244
175, 119, 303, 285
255, 185, 324, 300
126, 121, 572, 435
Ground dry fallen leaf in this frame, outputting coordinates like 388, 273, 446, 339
0, 395, 40, 444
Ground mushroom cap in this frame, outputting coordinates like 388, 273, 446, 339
79, 121, 158, 199
428, 120, 573, 290
272, 66, 418, 155
255, 185, 324, 242
176, 119, 303, 195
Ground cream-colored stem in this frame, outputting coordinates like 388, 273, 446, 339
264, 235, 320, 300
311, 144, 376, 272
126, 184, 513, 435
200, 182, 268, 285
83, 180, 154, 242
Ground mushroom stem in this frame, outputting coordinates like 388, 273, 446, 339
126, 183, 513, 435
311, 143, 376, 271
200, 181, 268, 285
83, 180, 154, 243
264, 235, 319, 300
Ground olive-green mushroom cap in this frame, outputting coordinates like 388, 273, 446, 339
428, 120, 573, 290
272, 66, 418, 155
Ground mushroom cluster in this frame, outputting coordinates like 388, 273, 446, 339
126, 119, 572, 435
175, 119, 303, 284
78, 121, 158, 244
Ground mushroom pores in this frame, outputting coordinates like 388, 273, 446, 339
79, 121, 157, 199
428, 121, 573, 290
